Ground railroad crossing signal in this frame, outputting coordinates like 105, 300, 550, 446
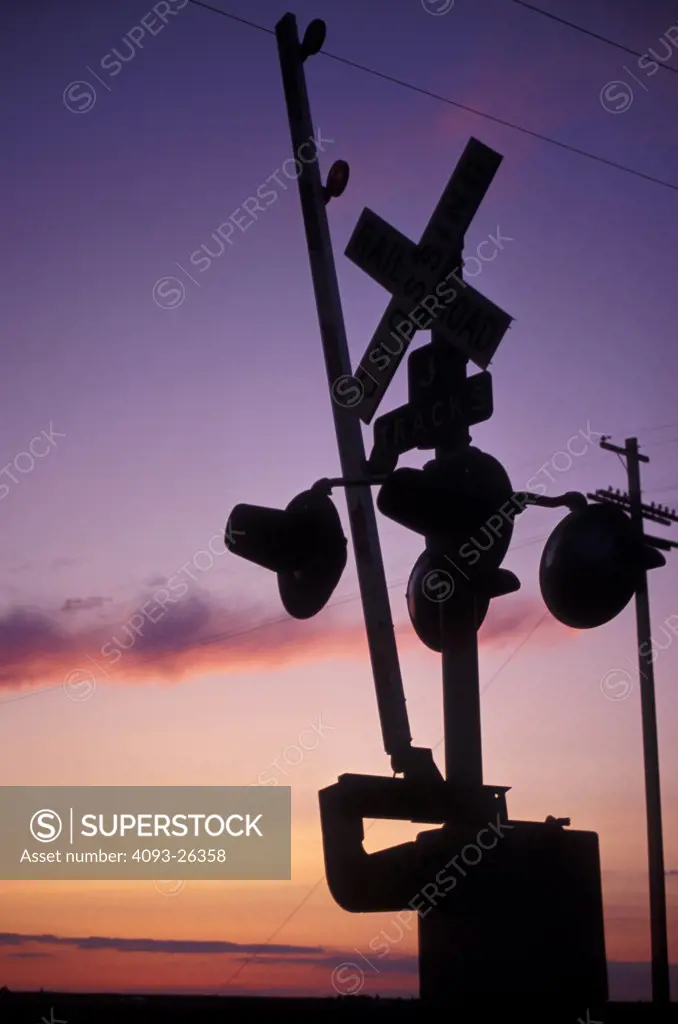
344, 137, 512, 423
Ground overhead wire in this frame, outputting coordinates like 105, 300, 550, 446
186, 1, 678, 193
0, 535, 549, 706
511, 1, 678, 78
3, 413, 677, 708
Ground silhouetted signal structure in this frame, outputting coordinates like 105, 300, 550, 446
221, 10, 642, 1013
344, 141, 513, 424
586, 438, 678, 1007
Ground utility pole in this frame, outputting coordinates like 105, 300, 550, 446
591, 436, 678, 1005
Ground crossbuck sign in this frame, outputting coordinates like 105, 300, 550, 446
344, 138, 512, 424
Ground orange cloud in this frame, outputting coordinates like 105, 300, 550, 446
0, 588, 568, 695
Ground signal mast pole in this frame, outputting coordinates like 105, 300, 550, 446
592, 436, 678, 1005
275, 15, 435, 781
429, 326, 483, 789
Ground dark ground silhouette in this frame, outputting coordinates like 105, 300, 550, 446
1, 992, 677, 1023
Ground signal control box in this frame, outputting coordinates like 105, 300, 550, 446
319, 775, 607, 1009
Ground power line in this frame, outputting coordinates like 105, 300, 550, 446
512, 1, 678, 77
0, 581, 406, 707
0, 536, 548, 705
221, 878, 324, 990
478, 608, 550, 699
642, 422, 678, 435
187, 0, 274, 35
3, 425, 674, 710
0, 682, 64, 706
501, 421, 678, 480
186, 0, 678, 193
3, 443, 671, 707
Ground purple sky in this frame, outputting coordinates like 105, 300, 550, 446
1, 0, 678, 1000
